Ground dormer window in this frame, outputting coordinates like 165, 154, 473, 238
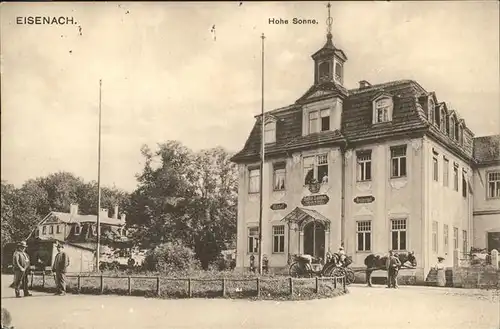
308, 109, 330, 134
372, 96, 393, 124
439, 108, 446, 133
74, 224, 81, 235
428, 98, 435, 124
458, 124, 464, 145
449, 116, 456, 140
264, 121, 276, 144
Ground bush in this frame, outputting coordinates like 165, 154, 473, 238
143, 242, 201, 273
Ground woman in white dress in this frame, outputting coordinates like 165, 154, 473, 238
435, 256, 446, 287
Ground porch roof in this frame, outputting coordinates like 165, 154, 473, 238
281, 207, 330, 228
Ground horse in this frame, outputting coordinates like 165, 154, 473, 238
364, 251, 416, 287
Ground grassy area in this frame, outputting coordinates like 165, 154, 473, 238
29, 270, 348, 301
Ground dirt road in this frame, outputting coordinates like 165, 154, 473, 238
2, 275, 499, 329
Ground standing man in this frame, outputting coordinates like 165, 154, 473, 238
12, 241, 31, 298
386, 250, 401, 289
52, 243, 70, 296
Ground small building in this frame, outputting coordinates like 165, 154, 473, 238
32, 204, 128, 246
472, 135, 500, 251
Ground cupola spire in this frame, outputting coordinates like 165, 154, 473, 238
326, 2, 333, 45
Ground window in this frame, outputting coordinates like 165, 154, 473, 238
318, 61, 330, 80
449, 116, 456, 139
248, 227, 259, 253
356, 221, 372, 252
391, 219, 407, 251
320, 109, 330, 131
433, 156, 439, 182
303, 154, 329, 185
432, 221, 438, 253
309, 111, 319, 134
273, 162, 286, 191
42, 226, 47, 235
56, 225, 61, 234
357, 151, 372, 181
49, 225, 54, 234
428, 98, 435, 124
308, 109, 330, 133
390, 145, 407, 178
374, 98, 392, 123
272, 225, 285, 253
453, 227, 459, 250
444, 224, 449, 251
248, 168, 260, 193
440, 109, 446, 132
462, 230, 468, 254
74, 224, 81, 235
264, 121, 276, 144
462, 172, 467, 197
453, 165, 459, 191
443, 158, 449, 187
487, 172, 500, 198
335, 62, 343, 82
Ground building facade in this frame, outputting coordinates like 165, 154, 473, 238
231, 15, 499, 282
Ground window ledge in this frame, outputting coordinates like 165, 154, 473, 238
355, 250, 372, 254
390, 176, 407, 180
372, 121, 392, 126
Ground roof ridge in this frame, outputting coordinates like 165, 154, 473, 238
348, 79, 415, 94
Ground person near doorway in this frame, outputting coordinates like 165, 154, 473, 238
338, 246, 346, 267
386, 250, 401, 288
12, 241, 32, 298
434, 256, 446, 287
52, 243, 70, 295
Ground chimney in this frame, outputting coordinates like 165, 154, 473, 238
359, 80, 371, 89
121, 213, 126, 222
70, 204, 79, 216
99, 208, 109, 219
113, 205, 119, 219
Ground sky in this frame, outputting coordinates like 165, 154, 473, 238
1, 1, 499, 192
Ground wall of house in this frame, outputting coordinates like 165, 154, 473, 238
236, 146, 343, 271
423, 137, 473, 272
52, 244, 96, 273
344, 138, 424, 279
473, 165, 500, 249
38, 223, 67, 241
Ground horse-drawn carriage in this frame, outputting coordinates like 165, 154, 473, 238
288, 252, 356, 285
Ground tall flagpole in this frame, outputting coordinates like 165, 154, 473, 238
96, 79, 102, 272
258, 33, 265, 275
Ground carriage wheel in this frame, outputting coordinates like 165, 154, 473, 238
331, 267, 344, 278
289, 262, 304, 277
345, 268, 355, 285
322, 263, 335, 277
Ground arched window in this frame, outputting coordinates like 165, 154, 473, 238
335, 62, 343, 83
372, 96, 393, 124
440, 109, 446, 132
449, 116, 456, 139
318, 62, 330, 80
428, 98, 435, 124
264, 121, 276, 144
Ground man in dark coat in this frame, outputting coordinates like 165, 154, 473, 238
52, 243, 70, 295
386, 250, 401, 288
12, 241, 31, 298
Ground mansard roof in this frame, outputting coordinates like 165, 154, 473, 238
231, 79, 475, 163
473, 135, 500, 165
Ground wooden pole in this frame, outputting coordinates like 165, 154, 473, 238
289, 277, 293, 296
156, 276, 160, 296
96, 79, 102, 272
128, 276, 132, 295
258, 33, 266, 275
77, 275, 81, 293
42, 272, 45, 288
100, 274, 104, 294
256, 278, 261, 297
315, 277, 319, 294
222, 278, 226, 297
188, 278, 192, 298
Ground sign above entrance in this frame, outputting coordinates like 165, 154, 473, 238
354, 196, 375, 204
301, 195, 329, 207
270, 203, 287, 211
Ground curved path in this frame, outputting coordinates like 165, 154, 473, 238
2, 275, 499, 329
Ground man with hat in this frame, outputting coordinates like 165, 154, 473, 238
12, 241, 31, 298
386, 250, 401, 288
52, 242, 70, 295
